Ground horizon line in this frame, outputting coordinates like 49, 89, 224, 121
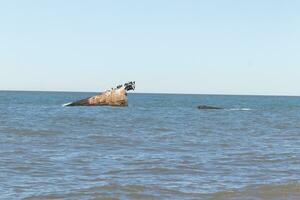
0, 89, 299, 97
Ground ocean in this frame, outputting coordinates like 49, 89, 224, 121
1, 91, 300, 199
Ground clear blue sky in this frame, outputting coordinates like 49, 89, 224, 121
0, 0, 299, 95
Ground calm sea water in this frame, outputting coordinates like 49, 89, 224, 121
1, 91, 300, 200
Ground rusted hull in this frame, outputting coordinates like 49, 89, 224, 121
66, 88, 128, 107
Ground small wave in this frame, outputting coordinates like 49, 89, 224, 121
62, 102, 72, 107
226, 108, 253, 111
24, 184, 199, 200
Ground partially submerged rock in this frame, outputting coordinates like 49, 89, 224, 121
197, 105, 223, 110
65, 81, 135, 107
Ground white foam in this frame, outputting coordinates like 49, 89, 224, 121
227, 108, 253, 111
62, 102, 72, 107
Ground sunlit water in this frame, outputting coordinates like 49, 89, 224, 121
1, 91, 300, 199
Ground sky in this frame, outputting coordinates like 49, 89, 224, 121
0, 0, 299, 95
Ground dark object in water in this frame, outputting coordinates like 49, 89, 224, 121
197, 105, 223, 110
65, 81, 135, 107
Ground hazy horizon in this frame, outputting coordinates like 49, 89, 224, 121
1, 89, 300, 97
1, 1, 299, 96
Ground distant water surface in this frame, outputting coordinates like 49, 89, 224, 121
0, 91, 300, 199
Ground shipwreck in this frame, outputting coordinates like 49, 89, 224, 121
65, 81, 135, 107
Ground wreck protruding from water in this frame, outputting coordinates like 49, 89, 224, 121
65, 81, 135, 107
